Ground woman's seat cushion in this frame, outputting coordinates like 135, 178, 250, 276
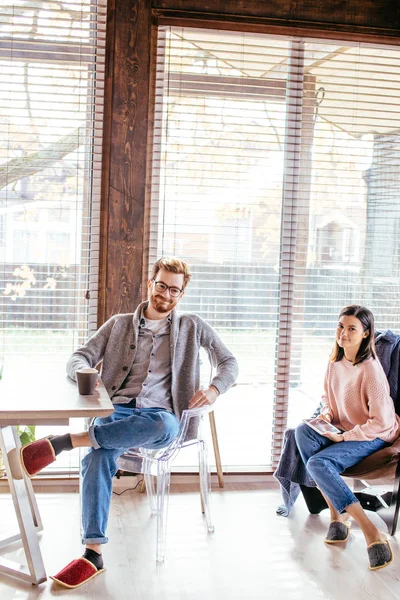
342, 438, 400, 480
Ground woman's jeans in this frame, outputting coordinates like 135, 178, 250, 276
294, 423, 387, 513
81, 403, 180, 545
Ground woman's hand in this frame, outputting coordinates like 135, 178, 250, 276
322, 431, 344, 443
318, 413, 332, 423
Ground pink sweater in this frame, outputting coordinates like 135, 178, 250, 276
321, 357, 400, 443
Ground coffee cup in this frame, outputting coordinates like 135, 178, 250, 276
76, 368, 98, 395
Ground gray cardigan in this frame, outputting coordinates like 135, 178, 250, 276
66, 301, 238, 420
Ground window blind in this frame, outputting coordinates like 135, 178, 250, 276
283, 41, 400, 467
0, 0, 106, 361
149, 26, 400, 471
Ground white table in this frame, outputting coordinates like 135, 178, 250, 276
0, 363, 114, 585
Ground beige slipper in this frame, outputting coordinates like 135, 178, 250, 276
367, 539, 393, 571
325, 520, 351, 544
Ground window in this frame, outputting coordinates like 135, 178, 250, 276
0, 0, 106, 360
1, 1, 107, 474
149, 27, 400, 471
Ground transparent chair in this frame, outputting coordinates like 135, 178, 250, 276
116, 404, 215, 562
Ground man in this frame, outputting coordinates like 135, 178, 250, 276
20, 257, 238, 588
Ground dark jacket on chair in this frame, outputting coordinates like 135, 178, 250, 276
375, 330, 400, 415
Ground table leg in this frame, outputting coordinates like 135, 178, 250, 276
0, 426, 47, 584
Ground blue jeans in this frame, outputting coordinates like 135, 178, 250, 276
81, 403, 180, 545
294, 423, 387, 513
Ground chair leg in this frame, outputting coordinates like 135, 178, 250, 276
144, 473, 157, 515
156, 461, 171, 562
198, 440, 214, 533
300, 485, 328, 514
209, 412, 224, 488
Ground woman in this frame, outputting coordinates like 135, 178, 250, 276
295, 305, 400, 570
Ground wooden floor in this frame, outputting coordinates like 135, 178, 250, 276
0, 481, 400, 599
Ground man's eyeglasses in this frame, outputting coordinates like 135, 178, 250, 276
152, 280, 183, 298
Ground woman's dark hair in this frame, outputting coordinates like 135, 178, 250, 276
330, 304, 376, 365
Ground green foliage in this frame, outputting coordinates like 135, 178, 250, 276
17, 425, 36, 446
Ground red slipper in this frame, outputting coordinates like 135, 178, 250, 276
20, 437, 56, 478
50, 557, 105, 588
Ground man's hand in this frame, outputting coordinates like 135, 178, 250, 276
322, 431, 344, 443
188, 385, 219, 409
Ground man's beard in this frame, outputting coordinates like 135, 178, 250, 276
150, 293, 174, 313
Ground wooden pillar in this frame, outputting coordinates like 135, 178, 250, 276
98, 0, 152, 324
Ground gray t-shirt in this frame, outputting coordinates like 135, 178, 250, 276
113, 314, 173, 411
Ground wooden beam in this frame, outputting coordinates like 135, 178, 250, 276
152, 2, 400, 45
98, 0, 115, 326
99, 0, 152, 323
152, 1, 400, 33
